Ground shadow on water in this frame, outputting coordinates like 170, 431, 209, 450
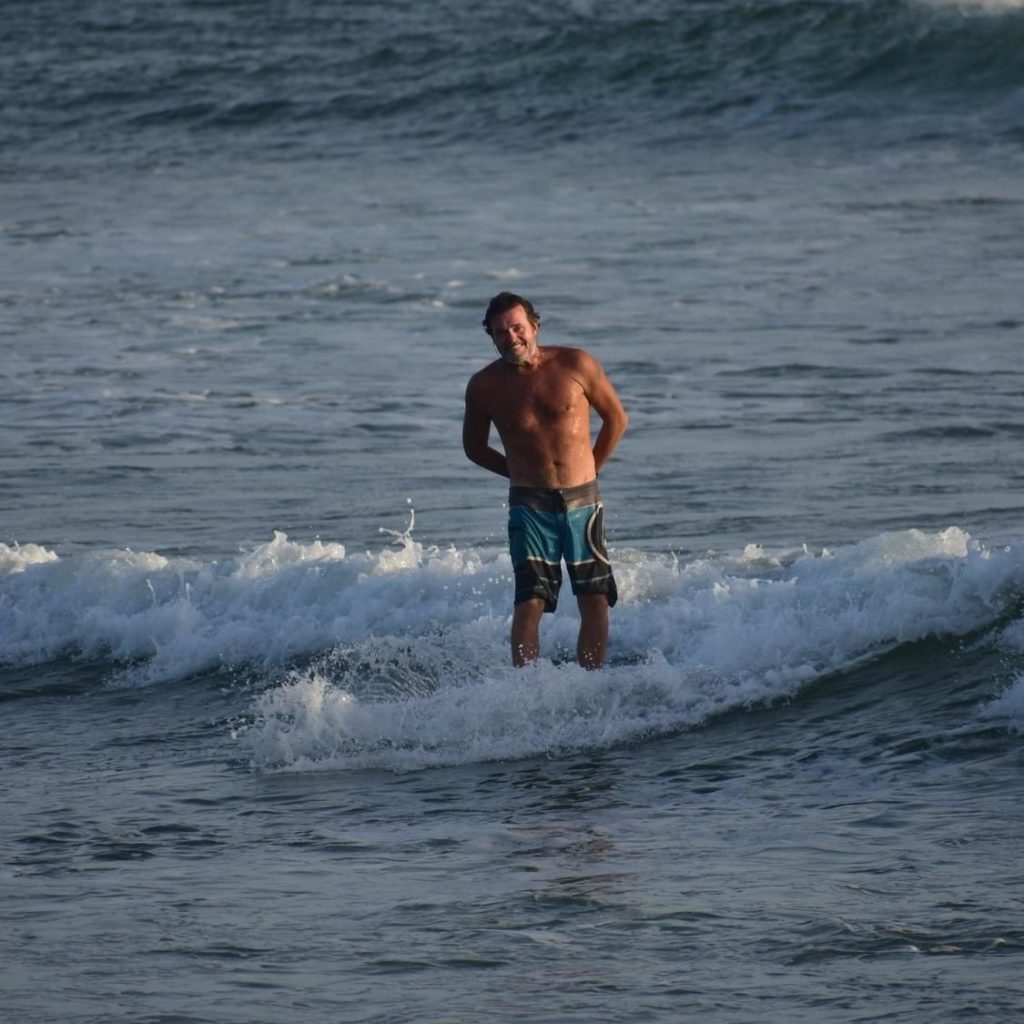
0, 659, 111, 702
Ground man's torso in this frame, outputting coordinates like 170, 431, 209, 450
476, 346, 596, 488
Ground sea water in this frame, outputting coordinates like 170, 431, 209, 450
3, 1, 1024, 1021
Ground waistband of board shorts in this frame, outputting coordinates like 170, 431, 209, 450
508, 480, 601, 513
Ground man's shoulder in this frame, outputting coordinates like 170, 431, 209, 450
466, 358, 505, 392
545, 345, 601, 375
545, 344, 596, 361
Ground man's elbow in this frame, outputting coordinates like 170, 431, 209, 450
463, 440, 486, 466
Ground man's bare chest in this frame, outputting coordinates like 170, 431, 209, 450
489, 373, 585, 428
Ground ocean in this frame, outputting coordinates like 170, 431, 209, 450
3, 1, 1024, 1021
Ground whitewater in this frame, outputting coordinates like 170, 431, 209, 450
3, 525, 1022, 773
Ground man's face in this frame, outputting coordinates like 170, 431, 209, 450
490, 305, 539, 366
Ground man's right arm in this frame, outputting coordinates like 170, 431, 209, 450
463, 376, 510, 478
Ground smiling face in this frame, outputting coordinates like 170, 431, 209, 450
489, 304, 540, 367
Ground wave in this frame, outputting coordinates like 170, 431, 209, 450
982, 618, 1024, 732
982, 674, 1024, 732
5, 0, 1023, 159
2, 525, 1022, 769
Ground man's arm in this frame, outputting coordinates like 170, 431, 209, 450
581, 352, 628, 474
463, 376, 510, 478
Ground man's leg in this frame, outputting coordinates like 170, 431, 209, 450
511, 597, 545, 666
576, 593, 609, 669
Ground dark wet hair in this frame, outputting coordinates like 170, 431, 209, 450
482, 292, 540, 336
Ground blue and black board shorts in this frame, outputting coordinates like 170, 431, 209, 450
508, 480, 618, 613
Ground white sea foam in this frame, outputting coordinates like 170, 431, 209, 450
0, 529, 496, 683
0, 542, 59, 575
4, 527, 1021, 767
240, 655, 742, 773
238, 526, 1021, 771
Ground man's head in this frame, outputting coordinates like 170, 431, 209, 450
482, 292, 540, 337
483, 292, 541, 367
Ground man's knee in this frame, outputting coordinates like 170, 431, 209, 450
514, 597, 546, 623
576, 592, 609, 618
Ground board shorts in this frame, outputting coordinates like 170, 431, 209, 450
508, 480, 618, 613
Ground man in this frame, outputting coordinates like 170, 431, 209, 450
463, 292, 628, 668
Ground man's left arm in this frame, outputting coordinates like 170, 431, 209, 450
582, 352, 628, 474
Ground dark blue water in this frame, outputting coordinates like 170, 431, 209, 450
6, 0, 1024, 165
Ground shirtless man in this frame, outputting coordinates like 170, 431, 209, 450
463, 292, 628, 668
